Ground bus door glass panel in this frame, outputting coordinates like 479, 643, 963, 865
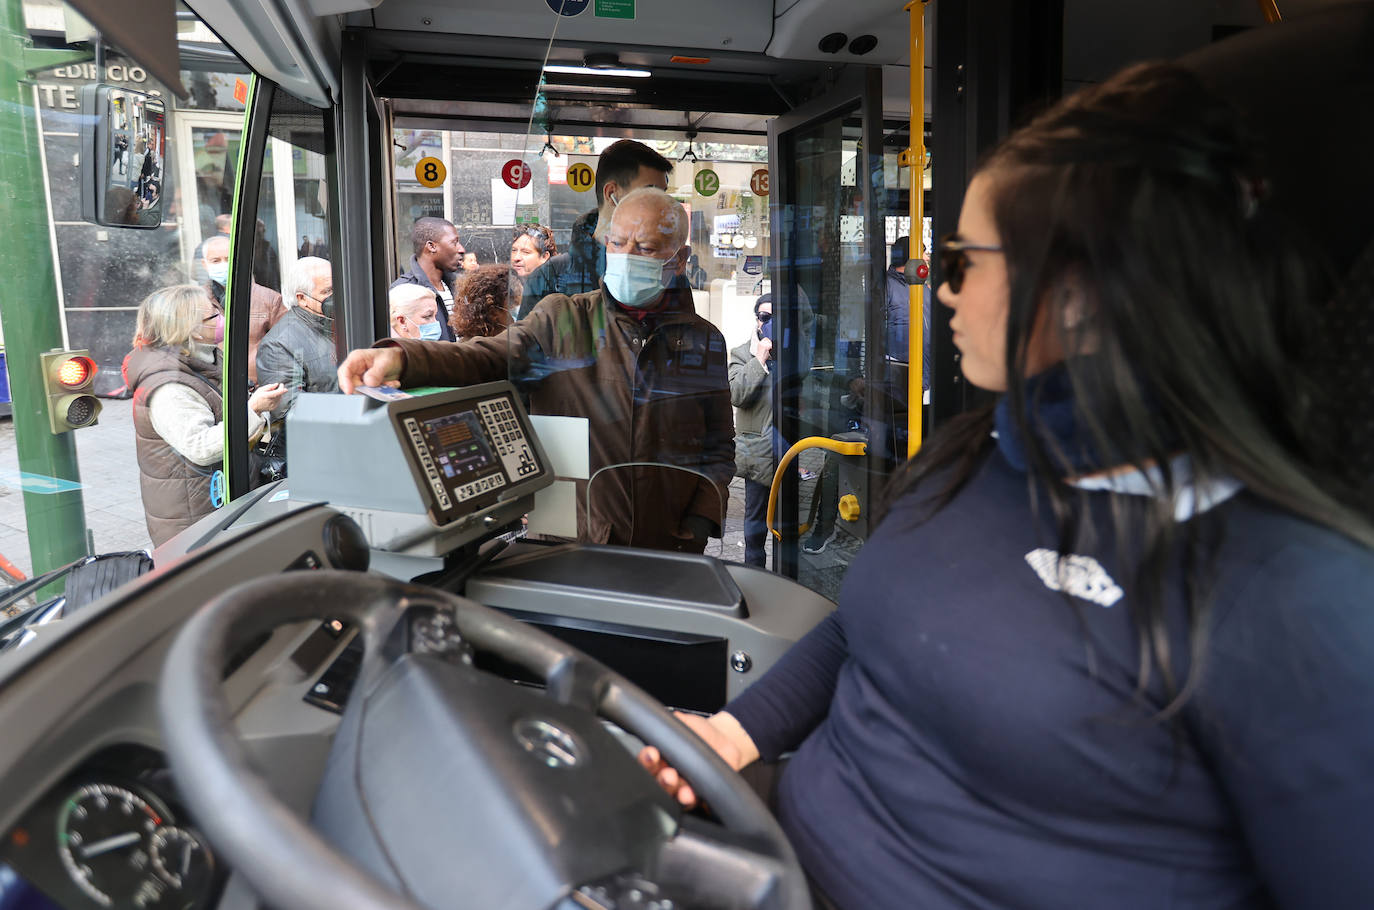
491, 117, 751, 558
769, 71, 886, 601
238, 89, 338, 490
175, 116, 243, 283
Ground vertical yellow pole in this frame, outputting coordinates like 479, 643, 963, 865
905, 0, 929, 458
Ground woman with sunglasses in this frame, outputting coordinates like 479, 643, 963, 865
641, 61, 1374, 909
125, 285, 285, 546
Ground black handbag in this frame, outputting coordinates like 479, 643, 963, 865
250, 422, 288, 488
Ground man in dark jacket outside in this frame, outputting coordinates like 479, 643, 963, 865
729, 294, 774, 567
392, 217, 465, 341
256, 256, 338, 422
339, 188, 735, 554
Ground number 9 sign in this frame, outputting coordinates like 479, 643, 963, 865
502, 159, 533, 190
566, 162, 594, 193
415, 156, 447, 188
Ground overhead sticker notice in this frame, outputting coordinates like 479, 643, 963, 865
694, 168, 720, 197
415, 156, 447, 188
594, 0, 634, 18
566, 162, 594, 193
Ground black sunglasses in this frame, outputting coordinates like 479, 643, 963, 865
756, 311, 772, 324
938, 234, 1004, 293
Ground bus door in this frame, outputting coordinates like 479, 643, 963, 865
768, 69, 905, 599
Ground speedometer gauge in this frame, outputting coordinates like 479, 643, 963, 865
56, 783, 164, 906
150, 826, 214, 903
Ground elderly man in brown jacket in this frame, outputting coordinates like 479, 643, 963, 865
339, 188, 735, 553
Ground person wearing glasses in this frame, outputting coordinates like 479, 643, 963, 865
639, 62, 1374, 909
125, 285, 284, 545
509, 224, 558, 279
256, 256, 339, 422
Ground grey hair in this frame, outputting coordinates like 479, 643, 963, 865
202, 234, 229, 260
134, 284, 211, 352
613, 187, 689, 250
388, 283, 436, 319
285, 256, 331, 308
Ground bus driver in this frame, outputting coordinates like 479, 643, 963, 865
338, 187, 735, 554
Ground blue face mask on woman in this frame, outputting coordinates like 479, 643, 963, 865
604, 252, 675, 308
417, 320, 442, 341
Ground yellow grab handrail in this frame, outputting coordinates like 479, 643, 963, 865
906, 0, 930, 458
766, 436, 868, 541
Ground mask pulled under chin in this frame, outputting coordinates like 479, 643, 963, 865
604, 252, 673, 308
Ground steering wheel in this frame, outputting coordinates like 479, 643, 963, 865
158, 570, 810, 910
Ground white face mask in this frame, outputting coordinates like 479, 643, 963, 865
205, 261, 229, 286
604, 252, 674, 308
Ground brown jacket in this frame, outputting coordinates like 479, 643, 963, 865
207, 279, 286, 385
248, 283, 286, 385
387, 287, 735, 552
124, 346, 223, 546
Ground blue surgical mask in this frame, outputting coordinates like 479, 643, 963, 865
604, 252, 673, 308
205, 261, 229, 286
418, 320, 442, 341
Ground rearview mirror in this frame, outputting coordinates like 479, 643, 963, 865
80, 85, 166, 229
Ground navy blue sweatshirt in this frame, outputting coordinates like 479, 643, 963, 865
727, 430, 1374, 908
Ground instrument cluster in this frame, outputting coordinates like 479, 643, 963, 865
0, 745, 219, 909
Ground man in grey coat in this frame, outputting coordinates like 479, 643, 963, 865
729, 294, 774, 567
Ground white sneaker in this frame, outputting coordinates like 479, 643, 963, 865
802, 529, 838, 554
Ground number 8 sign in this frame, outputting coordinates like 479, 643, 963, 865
502, 159, 533, 189
415, 156, 447, 188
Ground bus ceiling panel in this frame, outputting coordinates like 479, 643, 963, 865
766, 0, 919, 65
367, 0, 775, 56
360, 27, 825, 81
394, 100, 772, 142
187, 0, 342, 107
375, 61, 798, 117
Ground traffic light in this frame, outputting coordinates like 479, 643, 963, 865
39, 349, 102, 434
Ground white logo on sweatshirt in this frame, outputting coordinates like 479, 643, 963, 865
1024, 549, 1124, 607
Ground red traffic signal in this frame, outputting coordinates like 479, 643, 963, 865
40, 350, 102, 434
55, 355, 95, 389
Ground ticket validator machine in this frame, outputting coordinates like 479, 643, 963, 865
285, 385, 833, 713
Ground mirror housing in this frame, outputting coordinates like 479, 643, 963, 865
80, 84, 167, 229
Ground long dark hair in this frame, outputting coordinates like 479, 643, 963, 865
881, 62, 1374, 717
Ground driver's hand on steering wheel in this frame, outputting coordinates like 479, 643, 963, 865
638, 711, 761, 809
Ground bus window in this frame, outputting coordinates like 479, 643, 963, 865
242, 90, 338, 489
0, 2, 255, 579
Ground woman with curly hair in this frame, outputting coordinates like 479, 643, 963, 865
451, 264, 516, 340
